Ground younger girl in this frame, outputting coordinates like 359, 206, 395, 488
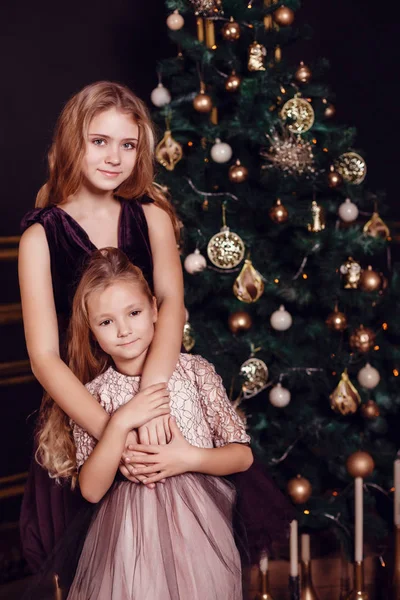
42, 247, 253, 599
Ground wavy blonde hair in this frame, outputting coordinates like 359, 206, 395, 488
36, 248, 154, 487
36, 80, 180, 240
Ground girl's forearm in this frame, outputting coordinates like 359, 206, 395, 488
31, 351, 109, 440
191, 444, 253, 476
139, 297, 185, 389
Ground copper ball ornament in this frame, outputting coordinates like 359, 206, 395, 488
228, 310, 253, 333
359, 265, 382, 293
269, 198, 289, 224
324, 103, 336, 118
193, 90, 213, 113
326, 305, 347, 332
229, 160, 248, 183
360, 400, 380, 420
225, 71, 241, 92
273, 5, 295, 26
287, 474, 312, 504
221, 17, 241, 41
349, 325, 375, 354
327, 166, 343, 188
295, 62, 312, 84
346, 451, 375, 478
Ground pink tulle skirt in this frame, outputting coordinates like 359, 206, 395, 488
67, 473, 242, 600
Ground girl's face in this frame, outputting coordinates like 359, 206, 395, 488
82, 108, 139, 193
87, 280, 157, 369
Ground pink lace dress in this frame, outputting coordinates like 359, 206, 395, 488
67, 354, 250, 600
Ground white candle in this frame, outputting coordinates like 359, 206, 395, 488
290, 519, 299, 576
301, 533, 310, 562
354, 476, 363, 562
394, 459, 400, 526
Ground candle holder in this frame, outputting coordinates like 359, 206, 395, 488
346, 561, 368, 600
300, 560, 320, 600
256, 570, 275, 600
393, 525, 400, 599
289, 574, 300, 600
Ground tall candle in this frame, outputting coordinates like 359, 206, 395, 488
354, 476, 363, 562
290, 519, 299, 576
301, 533, 310, 562
394, 459, 400, 526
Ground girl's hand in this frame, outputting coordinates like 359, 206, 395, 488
119, 430, 147, 485
127, 417, 198, 485
112, 383, 170, 432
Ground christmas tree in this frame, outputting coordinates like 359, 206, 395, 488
151, 0, 400, 562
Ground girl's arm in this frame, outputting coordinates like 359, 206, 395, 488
19, 224, 110, 440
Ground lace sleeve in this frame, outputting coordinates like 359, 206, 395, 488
70, 379, 99, 469
194, 356, 251, 447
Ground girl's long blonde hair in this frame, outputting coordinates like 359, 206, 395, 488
36, 80, 180, 240
36, 248, 154, 486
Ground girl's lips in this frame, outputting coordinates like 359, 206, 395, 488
118, 339, 137, 347
98, 169, 122, 177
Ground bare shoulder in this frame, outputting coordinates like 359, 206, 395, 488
19, 223, 49, 262
141, 202, 174, 229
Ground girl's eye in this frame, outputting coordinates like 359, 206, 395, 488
99, 319, 112, 326
129, 311, 141, 317
123, 142, 137, 150
93, 138, 106, 146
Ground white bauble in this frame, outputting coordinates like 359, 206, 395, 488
210, 138, 233, 164
184, 249, 207, 274
270, 305, 293, 331
166, 10, 184, 30
338, 198, 359, 222
357, 363, 380, 389
269, 383, 291, 407
150, 83, 171, 107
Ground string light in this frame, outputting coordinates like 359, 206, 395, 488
323, 147, 329, 152
304, 509, 310, 515
274, 278, 280, 284
382, 322, 388, 330
302, 273, 308, 279
188, 141, 193, 146
332, 491, 339, 496
394, 369, 399, 377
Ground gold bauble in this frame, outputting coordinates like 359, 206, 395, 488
269, 198, 289, 224
207, 226, 245, 269
360, 400, 380, 420
327, 165, 343, 188
326, 305, 347, 331
221, 17, 241, 41
228, 310, 253, 334
225, 71, 241, 92
295, 61, 312, 84
324, 103, 336, 118
240, 358, 269, 397
273, 5, 295, 26
189, 0, 223, 17
346, 451, 375, 478
155, 129, 183, 171
307, 200, 325, 232
359, 265, 382, 292
349, 325, 375, 354
340, 257, 362, 289
182, 322, 195, 352
233, 259, 264, 303
287, 474, 312, 504
329, 370, 361, 415
193, 90, 213, 113
280, 96, 315, 134
229, 160, 249, 183
334, 152, 367, 185
363, 211, 390, 239
248, 41, 267, 71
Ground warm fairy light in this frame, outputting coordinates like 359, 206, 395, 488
323, 148, 328, 152
212, 44, 217, 50
274, 278, 279, 284
302, 273, 308, 279
374, 345, 380, 351
394, 369, 399, 377
188, 141, 193, 146
312, 138, 317, 144
330, 353, 335, 358
204, 158, 209, 162
382, 322, 388, 330
332, 371, 336, 376
332, 491, 339, 496
380, 558, 386, 568
322, 98, 327, 104
391, 487, 395, 492
280, 86, 286, 94
304, 510, 310, 515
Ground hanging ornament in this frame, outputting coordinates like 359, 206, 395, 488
207, 204, 245, 269
349, 325, 375, 354
269, 198, 289, 223
359, 265, 382, 292
182, 322, 195, 352
233, 259, 264, 303
248, 41, 267, 71
307, 200, 326, 232
294, 61, 312, 84
229, 160, 248, 183
221, 17, 241, 41
346, 451, 374, 479
357, 363, 380, 389
228, 310, 253, 334
273, 5, 295, 26
155, 127, 183, 171
329, 370, 361, 415
166, 10, 185, 30
334, 152, 367, 185
184, 249, 207, 274
363, 211, 390, 239
340, 257, 362, 289
338, 198, 359, 222
326, 305, 348, 332
280, 95, 315, 134
270, 305, 292, 331
327, 165, 343, 188
324, 102, 336, 118
287, 475, 312, 504
225, 71, 242, 92
210, 138, 233, 163
193, 82, 213, 113
240, 357, 269, 397
150, 83, 171, 107
261, 128, 315, 178
269, 383, 291, 408
189, 0, 223, 17
360, 399, 380, 420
